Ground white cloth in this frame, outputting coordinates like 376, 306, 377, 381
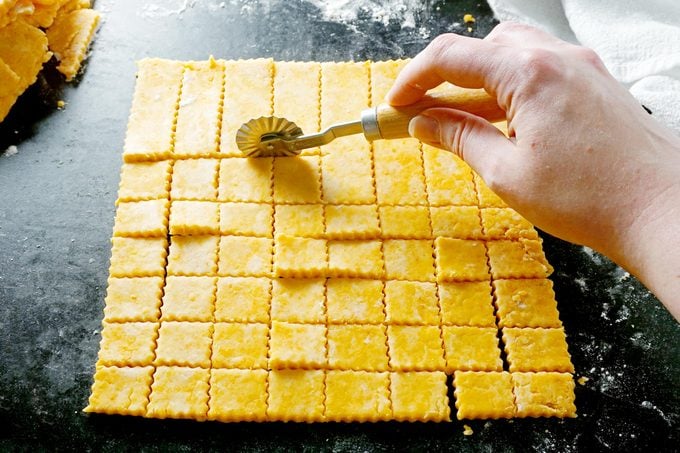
486, 0, 680, 135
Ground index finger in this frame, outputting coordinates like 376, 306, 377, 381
386, 33, 509, 106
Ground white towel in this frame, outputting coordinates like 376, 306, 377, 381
487, 0, 680, 135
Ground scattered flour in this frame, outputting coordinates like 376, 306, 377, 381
3, 145, 18, 157
307, 0, 425, 28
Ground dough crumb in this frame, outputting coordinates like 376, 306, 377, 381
464, 14, 476, 23
463, 424, 474, 435
577, 376, 590, 385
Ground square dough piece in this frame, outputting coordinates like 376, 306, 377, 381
273, 156, 322, 204
154, 321, 213, 368
169, 201, 219, 235
325, 371, 391, 422
430, 206, 483, 239
218, 236, 273, 277
422, 145, 476, 206
387, 325, 445, 371
390, 371, 450, 422
325, 278, 385, 324
109, 237, 168, 277
502, 328, 574, 373
211, 322, 269, 369
274, 235, 327, 277
218, 157, 273, 202
379, 206, 432, 239
208, 369, 268, 422
325, 204, 381, 239
85, 366, 154, 416
474, 173, 507, 208
167, 236, 218, 276
481, 208, 538, 240
328, 240, 384, 278
383, 239, 435, 282
103, 277, 164, 322
442, 326, 503, 372
321, 147, 376, 204
118, 161, 172, 201
512, 372, 577, 418
170, 158, 219, 201
438, 281, 496, 327
146, 366, 210, 420
214, 276, 271, 323
220, 202, 273, 237
370, 59, 409, 104
494, 279, 562, 328
384, 280, 440, 325
487, 239, 553, 279
114, 199, 169, 237
160, 276, 216, 322
373, 141, 428, 205
327, 324, 389, 371
267, 370, 325, 422
269, 321, 327, 369
274, 204, 325, 237
96, 322, 158, 367
453, 371, 516, 420
271, 278, 326, 323
435, 237, 490, 282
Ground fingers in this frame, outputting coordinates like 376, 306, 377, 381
386, 33, 510, 106
408, 107, 517, 185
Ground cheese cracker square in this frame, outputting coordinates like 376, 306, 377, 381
473, 173, 507, 208
169, 201, 220, 235
384, 280, 439, 325
211, 322, 269, 369
273, 156, 322, 204
170, 158, 219, 201
220, 202, 273, 237
160, 276, 216, 322
430, 206, 483, 239
218, 236, 273, 277
218, 157, 272, 202
502, 328, 574, 373
271, 278, 326, 323
328, 240, 383, 278
321, 148, 376, 204
481, 208, 538, 240
390, 371, 450, 422
118, 161, 172, 201
387, 325, 445, 371
379, 206, 431, 239
438, 281, 495, 327
274, 62, 321, 152
325, 278, 385, 324
373, 141, 428, 205
214, 276, 271, 323
274, 204, 325, 237
494, 279, 562, 328
453, 371, 515, 419
96, 322, 158, 367
208, 369, 268, 421
113, 199, 169, 237
103, 277, 163, 322
435, 237, 489, 282
325, 371, 391, 421
85, 366, 153, 416
327, 324, 389, 371
155, 321, 213, 368
274, 235, 327, 277
487, 239, 553, 279
422, 145, 476, 206
512, 372, 576, 418
146, 366, 210, 420
269, 321, 326, 369
325, 204, 380, 239
267, 370, 324, 422
383, 239, 435, 282
442, 326, 502, 372
109, 237, 168, 277
167, 236, 218, 276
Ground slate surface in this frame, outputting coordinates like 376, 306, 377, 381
0, 0, 678, 451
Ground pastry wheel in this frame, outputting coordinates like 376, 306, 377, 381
236, 88, 506, 157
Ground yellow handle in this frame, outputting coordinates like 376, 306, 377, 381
375, 87, 505, 140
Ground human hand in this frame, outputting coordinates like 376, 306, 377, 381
387, 23, 680, 318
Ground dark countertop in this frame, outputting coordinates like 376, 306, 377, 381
0, 0, 678, 451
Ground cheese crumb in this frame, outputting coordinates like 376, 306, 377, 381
57, 100, 66, 109
577, 376, 590, 386
464, 14, 476, 23
463, 424, 474, 435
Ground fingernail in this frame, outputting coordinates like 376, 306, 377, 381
408, 115, 440, 144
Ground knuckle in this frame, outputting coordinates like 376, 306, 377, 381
516, 48, 563, 81
427, 33, 460, 59
574, 46, 605, 68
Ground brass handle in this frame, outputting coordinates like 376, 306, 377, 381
373, 88, 505, 140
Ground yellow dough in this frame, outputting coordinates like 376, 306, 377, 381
87, 58, 576, 423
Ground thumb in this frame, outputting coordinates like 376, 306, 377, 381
408, 108, 516, 180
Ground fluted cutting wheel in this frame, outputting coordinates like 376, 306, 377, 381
236, 116, 304, 157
